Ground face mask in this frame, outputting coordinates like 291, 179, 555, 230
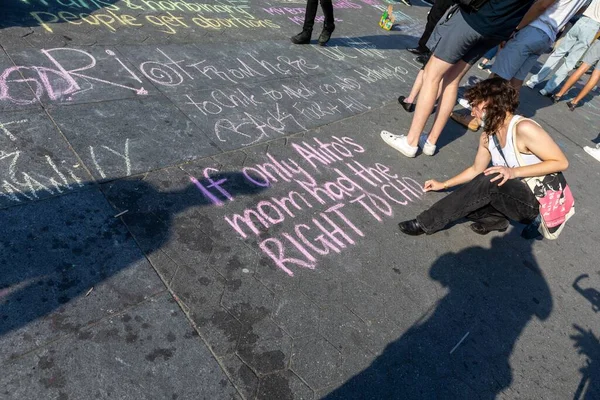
479, 110, 487, 128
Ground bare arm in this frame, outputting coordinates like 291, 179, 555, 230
512, 120, 569, 177
424, 133, 491, 191
516, 0, 558, 31
484, 120, 569, 185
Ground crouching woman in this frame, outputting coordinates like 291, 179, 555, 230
399, 78, 569, 237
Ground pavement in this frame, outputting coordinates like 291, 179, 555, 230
1, 1, 599, 399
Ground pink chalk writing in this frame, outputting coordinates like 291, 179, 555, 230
204, 135, 425, 276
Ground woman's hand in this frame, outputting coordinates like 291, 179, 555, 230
424, 179, 446, 192
484, 166, 516, 186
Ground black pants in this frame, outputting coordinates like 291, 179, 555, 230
303, 0, 334, 32
417, 0, 456, 52
416, 173, 539, 234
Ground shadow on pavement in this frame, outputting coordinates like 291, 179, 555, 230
324, 230, 553, 399
571, 325, 600, 400
571, 274, 600, 400
2, 0, 121, 30
0, 172, 266, 339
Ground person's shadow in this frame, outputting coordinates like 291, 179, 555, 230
0, 172, 266, 339
571, 273, 600, 400
324, 231, 552, 399
571, 325, 600, 400
1, 1, 122, 30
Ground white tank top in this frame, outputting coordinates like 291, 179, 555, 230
488, 116, 542, 168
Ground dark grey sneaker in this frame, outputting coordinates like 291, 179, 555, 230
318, 26, 335, 46
291, 30, 312, 45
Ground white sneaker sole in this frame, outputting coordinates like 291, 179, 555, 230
380, 130, 417, 158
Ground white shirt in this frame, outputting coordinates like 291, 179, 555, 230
489, 116, 542, 168
530, 0, 590, 42
583, 0, 600, 22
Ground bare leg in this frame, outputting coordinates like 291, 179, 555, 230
555, 63, 591, 98
571, 69, 600, 105
406, 56, 454, 146
405, 69, 424, 104
425, 61, 473, 145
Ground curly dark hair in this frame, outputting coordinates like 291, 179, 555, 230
464, 77, 519, 136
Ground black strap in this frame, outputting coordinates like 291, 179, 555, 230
491, 135, 508, 167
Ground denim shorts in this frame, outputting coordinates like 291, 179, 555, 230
427, 8, 502, 65
582, 40, 600, 70
491, 26, 553, 81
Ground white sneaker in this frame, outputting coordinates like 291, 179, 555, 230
539, 88, 550, 97
380, 130, 417, 158
419, 134, 436, 156
524, 80, 536, 89
458, 98, 471, 110
584, 145, 600, 162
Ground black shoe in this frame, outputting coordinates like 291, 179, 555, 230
318, 25, 334, 46
415, 53, 431, 66
291, 30, 312, 45
567, 100, 578, 111
400, 0, 412, 5
407, 47, 428, 56
470, 222, 509, 235
551, 94, 562, 104
399, 220, 425, 236
398, 95, 415, 112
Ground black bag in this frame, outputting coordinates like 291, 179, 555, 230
456, 0, 489, 12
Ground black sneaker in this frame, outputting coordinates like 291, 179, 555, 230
291, 30, 312, 45
318, 26, 335, 46
415, 53, 431, 66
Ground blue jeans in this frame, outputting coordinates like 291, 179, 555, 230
528, 16, 600, 92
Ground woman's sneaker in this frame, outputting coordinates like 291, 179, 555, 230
419, 134, 436, 156
380, 130, 417, 158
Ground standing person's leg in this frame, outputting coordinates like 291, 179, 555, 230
567, 69, 600, 110
319, 0, 334, 29
424, 60, 473, 145
399, 69, 425, 112
406, 57, 455, 144
302, 0, 319, 32
400, 173, 539, 235
412, 0, 455, 54
565, 40, 600, 107
317, 0, 335, 45
540, 18, 599, 93
291, 0, 319, 44
526, 19, 583, 87
554, 63, 591, 100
